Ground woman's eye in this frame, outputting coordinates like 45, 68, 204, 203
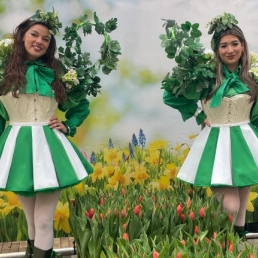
43, 38, 50, 43
220, 45, 227, 49
29, 33, 37, 37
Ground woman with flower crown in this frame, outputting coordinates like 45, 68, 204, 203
0, 10, 94, 258
163, 13, 258, 238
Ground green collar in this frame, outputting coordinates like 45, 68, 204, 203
22, 60, 55, 98
210, 66, 249, 107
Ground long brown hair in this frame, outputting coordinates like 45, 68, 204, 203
1, 19, 66, 103
210, 24, 257, 101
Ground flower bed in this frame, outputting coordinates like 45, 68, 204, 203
1, 130, 258, 257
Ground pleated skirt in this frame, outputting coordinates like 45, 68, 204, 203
0, 123, 93, 196
177, 122, 258, 187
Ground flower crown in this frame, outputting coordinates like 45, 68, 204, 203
207, 12, 239, 51
30, 9, 62, 35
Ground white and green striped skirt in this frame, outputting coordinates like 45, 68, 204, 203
0, 123, 93, 196
177, 122, 258, 187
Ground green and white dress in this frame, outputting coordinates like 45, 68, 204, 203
0, 61, 93, 196
163, 67, 258, 187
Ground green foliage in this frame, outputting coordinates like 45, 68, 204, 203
58, 11, 121, 103
160, 19, 216, 100
207, 12, 238, 35
30, 9, 62, 35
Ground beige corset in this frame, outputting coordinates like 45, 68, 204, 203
202, 94, 252, 125
0, 92, 58, 124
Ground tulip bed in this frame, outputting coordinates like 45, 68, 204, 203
0, 130, 258, 257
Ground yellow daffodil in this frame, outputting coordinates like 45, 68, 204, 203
0, 198, 7, 208
173, 143, 183, 152
145, 150, 162, 166
104, 148, 123, 165
74, 182, 85, 195
163, 163, 178, 181
107, 168, 132, 188
188, 134, 198, 140
91, 162, 105, 183
54, 201, 70, 234
103, 165, 115, 178
0, 192, 22, 216
206, 187, 213, 198
130, 161, 149, 185
246, 192, 258, 212
148, 139, 168, 151
158, 175, 171, 190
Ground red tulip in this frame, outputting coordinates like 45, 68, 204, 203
153, 250, 159, 258
134, 205, 141, 216
189, 210, 195, 220
89, 208, 94, 217
121, 188, 126, 196
176, 252, 182, 258
123, 232, 129, 241
194, 225, 199, 235
121, 209, 127, 218
100, 197, 105, 206
70, 199, 76, 207
199, 207, 205, 218
138, 195, 143, 202
186, 198, 192, 208
177, 203, 183, 216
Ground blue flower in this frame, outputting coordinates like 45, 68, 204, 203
108, 138, 114, 149
139, 129, 146, 147
132, 133, 138, 147
90, 151, 97, 164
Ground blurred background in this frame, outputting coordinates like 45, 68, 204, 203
0, 0, 257, 153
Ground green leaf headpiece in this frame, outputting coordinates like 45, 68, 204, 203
207, 12, 238, 51
30, 9, 62, 35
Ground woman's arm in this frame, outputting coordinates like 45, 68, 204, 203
163, 90, 206, 125
59, 98, 90, 137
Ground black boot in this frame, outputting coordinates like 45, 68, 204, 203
33, 246, 53, 258
234, 225, 248, 240
24, 239, 34, 258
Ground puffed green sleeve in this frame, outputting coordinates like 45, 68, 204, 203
58, 98, 90, 137
163, 90, 206, 125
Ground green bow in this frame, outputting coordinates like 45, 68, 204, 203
210, 66, 249, 108
24, 60, 55, 97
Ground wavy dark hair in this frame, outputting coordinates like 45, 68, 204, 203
209, 24, 257, 102
1, 18, 66, 103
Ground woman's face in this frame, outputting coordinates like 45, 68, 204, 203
218, 34, 244, 72
23, 24, 51, 61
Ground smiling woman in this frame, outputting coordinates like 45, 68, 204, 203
0, 9, 94, 258
162, 12, 258, 239
23, 25, 51, 61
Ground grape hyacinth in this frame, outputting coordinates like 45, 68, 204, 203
132, 133, 138, 147
108, 138, 114, 149
139, 129, 146, 147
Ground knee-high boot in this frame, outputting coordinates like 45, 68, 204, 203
33, 246, 53, 258
24, 239, 34, 258
234, 225, 248, 240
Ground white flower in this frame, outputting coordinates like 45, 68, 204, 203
0, 38, 13, 47
62, 69, 80, 88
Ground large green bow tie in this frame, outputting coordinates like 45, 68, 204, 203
24, 61, 55, 97
210, 66, 249, 108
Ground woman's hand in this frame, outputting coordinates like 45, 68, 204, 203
201, 118, 211, 130
48, 116, 67, 134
